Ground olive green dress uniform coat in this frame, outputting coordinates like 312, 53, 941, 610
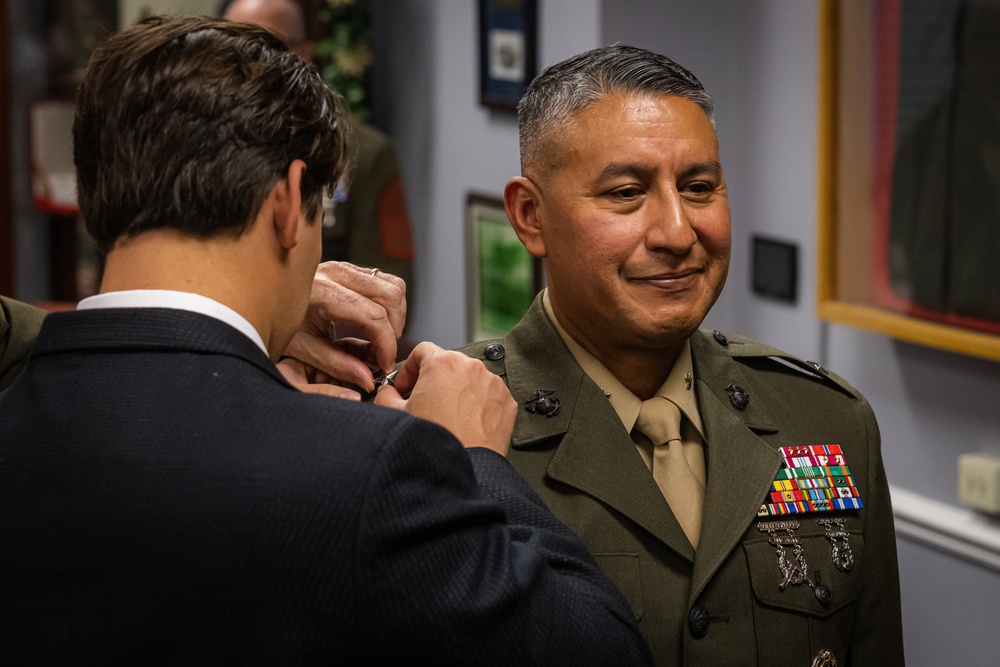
461, 296, 904, 666
0, 296, 47, 391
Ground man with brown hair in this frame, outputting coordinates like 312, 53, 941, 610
0, 19, 651, 665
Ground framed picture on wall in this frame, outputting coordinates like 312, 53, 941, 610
478, 0, 537, 111
816, 0, 1000, 362
465, 193, 542, 342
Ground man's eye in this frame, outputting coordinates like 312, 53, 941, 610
683, 181, 720, 199
610, 187, 643, 200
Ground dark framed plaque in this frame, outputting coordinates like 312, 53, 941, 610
478, 0, 537, 111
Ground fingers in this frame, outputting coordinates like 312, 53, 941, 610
386, 340, 437, 395
276, 357, 363, 401
380, 342, 516, 456
372, 384, 406, 410
282, 333, 378, 393
280, 261, 408, 395
310, 262, 406, 372
294, 382, 362, 401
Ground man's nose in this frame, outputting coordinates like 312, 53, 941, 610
645, 189, 697, 254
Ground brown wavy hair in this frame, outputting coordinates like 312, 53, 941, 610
74, 15, 350, 253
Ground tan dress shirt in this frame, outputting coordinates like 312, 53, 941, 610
541, 289, 707, 490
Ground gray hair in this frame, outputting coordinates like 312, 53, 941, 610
517, 45, 715, 176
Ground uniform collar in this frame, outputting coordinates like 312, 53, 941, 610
540, 289, 705, 439
501, 295, 785, 572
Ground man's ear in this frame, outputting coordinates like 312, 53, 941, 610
272, 159, 308, 251
504, 176, 546, 258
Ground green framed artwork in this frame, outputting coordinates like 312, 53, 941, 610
465, 193, 542, 342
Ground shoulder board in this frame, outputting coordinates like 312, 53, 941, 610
705, 330, 863, 400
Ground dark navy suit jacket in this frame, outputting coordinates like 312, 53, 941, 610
0, 308, 652, 666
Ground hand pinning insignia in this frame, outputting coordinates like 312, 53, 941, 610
525, 389, 561, 417
725, 383, 750, 411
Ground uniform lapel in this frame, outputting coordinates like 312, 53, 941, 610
687, 332, 783, 602
504, 300, 696, 562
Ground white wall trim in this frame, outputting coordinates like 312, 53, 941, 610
891, 485, 1000, 573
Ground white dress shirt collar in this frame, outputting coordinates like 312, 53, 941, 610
77, 290, 268, 355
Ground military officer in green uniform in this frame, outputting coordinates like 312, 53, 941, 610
461, 45, 904, 666
0, 296, 47, 391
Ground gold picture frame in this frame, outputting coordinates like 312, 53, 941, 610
816, 0, 1000, 362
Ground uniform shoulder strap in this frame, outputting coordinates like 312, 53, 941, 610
456, 338, 508, 378
703, 330, 863, 400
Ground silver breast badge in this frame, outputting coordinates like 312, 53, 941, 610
818, 517, 854, 571
757, 520, 811, 590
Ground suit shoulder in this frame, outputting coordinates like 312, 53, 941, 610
696, 329, 864, 401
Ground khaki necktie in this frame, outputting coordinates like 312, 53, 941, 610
635, 397, 705, 548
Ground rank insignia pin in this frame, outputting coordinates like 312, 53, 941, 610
380, 369, 398, 387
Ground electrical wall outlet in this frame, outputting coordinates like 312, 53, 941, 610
958, 453, 1000, 514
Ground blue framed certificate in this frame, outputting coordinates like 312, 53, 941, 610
478, 0, 537, 111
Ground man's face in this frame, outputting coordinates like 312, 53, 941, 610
532, 92, 731, 359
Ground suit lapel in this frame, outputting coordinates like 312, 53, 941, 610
504, 300, 696, 562
687, 332, 783, 602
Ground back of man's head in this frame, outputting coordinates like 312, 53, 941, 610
517, 45, 715, 178
74, 15, 346, 254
